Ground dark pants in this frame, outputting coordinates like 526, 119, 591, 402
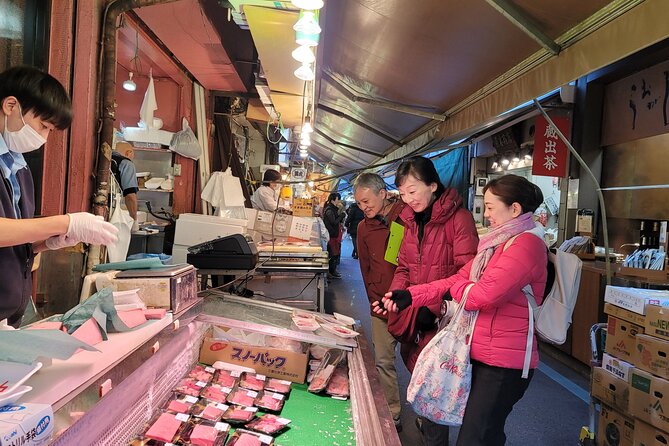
420, 417, 450, 446
350, 233, 358, 256
327, 244, 340, 274
456, 360, 534, 446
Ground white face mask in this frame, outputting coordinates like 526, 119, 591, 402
3, 107, 47, 154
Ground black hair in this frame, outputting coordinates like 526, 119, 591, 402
262, 169, 281, 186
483, 174, 543, 214
327, 192, 341, 204
0, 66, 72, 130
395, 156, 445, 196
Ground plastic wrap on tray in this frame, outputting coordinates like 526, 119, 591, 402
188, 365, 215, 383
221, 406, 258, 424
180, 419, 230, 446
227, 387, 258, 407
254, 391, 285, 413
245, 414, 291, 436
225, 429, 274, 446
200, 384, 231, 404
307, 349, 344, 393
264, 378, 291, 395
175, 378, 207, 397
164, 394, 199, 414
213, 369, 239, 388
325, 363, 350, 399
308, 344, 329, 361
239, 372, 266, 392
191, 400, 228, 422
139, 411, 190, 444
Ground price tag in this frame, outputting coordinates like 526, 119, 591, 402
246, 407, 259, 413
216, 403, 228, 410
205, 367, 215, 373
184, 395, 198, 404
260, 434, 273, 443
175, 413, 189, 422
272, 393, 285, 400
196, 381, 207, 387
231, 370, 242, 378
277, 417, 291, 425
215, 422, 230, 431
247, 390, 258, 397
576, 215, 592, 233
256, 374, 266, 381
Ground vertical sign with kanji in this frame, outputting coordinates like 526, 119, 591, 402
532, 115, 571, 178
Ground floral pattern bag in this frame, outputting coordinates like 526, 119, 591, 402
407, 284, 478, 426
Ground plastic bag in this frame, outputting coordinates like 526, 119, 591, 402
169, 117, 202, 160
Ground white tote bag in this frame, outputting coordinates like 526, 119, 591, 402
407, 284, 478, 426
106, 177, 134, 262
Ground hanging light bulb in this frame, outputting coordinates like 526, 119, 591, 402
300, 132, 311, 146
501, 156, 510, 166
302, 120, 314, 134
512, 152, 520, 163
291, 45, 315, 64
294, 63, 315, 81
300, 150, 308, 158
325, 166, 332, 175
491, 159, 499, 170
291, 0, 324, 10
293, 11, 321, 35
123, 72, 137, 92
524, 149, 533, 160
308, 181, 315, 187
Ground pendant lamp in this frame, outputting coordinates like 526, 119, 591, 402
293, 11, 321, 35
292, 45, 315, 64
123, 72, 137, 92
294, 63, 315, 81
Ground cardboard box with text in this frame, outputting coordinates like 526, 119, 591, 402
598, 404, 635, 446
606, 316, 644, 362
592, 366, 630, 413
633, 334, 669, 380
630, 369, 669, 433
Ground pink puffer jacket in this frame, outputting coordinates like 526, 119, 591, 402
409, 232, 547, 370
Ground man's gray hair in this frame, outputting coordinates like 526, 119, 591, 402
353, 172, 387, 194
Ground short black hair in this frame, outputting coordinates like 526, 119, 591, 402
0, 66, 72, 130
262, 169, 281, 186
327, 192, 341, 204
395, 156, 445, 196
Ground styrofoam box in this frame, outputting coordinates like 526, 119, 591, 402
604, 286, 669, 315
174, 213, 247, 247
171, 245, 190, 265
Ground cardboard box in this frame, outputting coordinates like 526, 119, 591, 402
645, 305, 669, 342
199, 336, 308, 383
630, 369, 669, 432
633, 334, 669, 380
0, 403, 53, 446
634, 419, 669, 446
605, 286, 669, 315
606, 316, 644, 362
606, 302, 647, 327
602, 353, 635, 383
598, 404, 635, 446
592, 366, 630, 413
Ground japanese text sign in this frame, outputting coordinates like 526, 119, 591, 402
532, 115, 570, 178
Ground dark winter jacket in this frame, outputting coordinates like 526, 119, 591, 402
344, 203, 364, 236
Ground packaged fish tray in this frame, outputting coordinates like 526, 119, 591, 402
245, 414, 291, 436
163, 393, 199, 415
239, 372, 267, 392
180, 419, 230, 446
213, 369, 239, 388
220, 406, 258, 424
174, 378, 207, 397
225, 428, 274, 446
135, 411, 190, 444
307, 349, 344, 394
263, 378, 292, 395
254, 391, 285, 413
187, 364, 215, 383
227, 387, 259, 407
190, 400, 228, 422
199, 384, 231, 404
325, 363, 350, 399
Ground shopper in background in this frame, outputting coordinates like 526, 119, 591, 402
373, 156, 478, 445
380, 174, 547, 446
250, 168, 282, 212
111, 141, 139, 224
323, 192, 345, 279
353, 172, 405, 431
344, 201, 364, 259
0, 66, 118, 327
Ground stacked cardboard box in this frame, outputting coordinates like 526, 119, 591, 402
600, 286, 669, 445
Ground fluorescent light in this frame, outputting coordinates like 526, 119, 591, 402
293, 11, 321, 35
292, 45, 315, 64
294, 63, 315, 81
122, 72, 137, 92
291, 0, 324, 10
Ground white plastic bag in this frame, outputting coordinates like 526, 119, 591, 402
169, 117, 202, 160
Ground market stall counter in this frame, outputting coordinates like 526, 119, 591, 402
19, 293, 399, 445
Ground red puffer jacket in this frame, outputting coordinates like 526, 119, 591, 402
387, 188, 478, 372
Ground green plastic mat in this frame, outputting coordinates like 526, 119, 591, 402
230, 383, 354, 446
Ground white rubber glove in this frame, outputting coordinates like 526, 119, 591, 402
65, 212, 119, 246
44, 234, 78, 250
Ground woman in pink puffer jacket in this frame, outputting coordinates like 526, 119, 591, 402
377, 174, 547, 446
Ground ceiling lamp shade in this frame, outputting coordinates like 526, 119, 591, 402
294, 63, 315, 81
122, 72, 137, 92
300, 132, 311, 145
295, 29, 319, 47
291, 0, 324, 10
302, 121, 314, 134
292, 45, 315, 64
293, 11, 321, 35
299, 150, 308, 158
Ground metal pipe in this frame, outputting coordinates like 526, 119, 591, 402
534, 100, 611, 285
95, 0, 180, 219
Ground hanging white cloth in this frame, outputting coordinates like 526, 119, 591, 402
106, 176, 134, 262
139, 70, 158, 129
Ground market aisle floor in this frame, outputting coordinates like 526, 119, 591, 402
325, 237, 591, 446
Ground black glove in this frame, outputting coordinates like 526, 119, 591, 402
415, 306, 438, 332
385, 290, 412, 311
442, 289, 453, 301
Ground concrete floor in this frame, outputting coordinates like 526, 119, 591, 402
324, 237, 592, 446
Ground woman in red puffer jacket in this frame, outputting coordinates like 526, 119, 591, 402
373, 156, 478, 446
